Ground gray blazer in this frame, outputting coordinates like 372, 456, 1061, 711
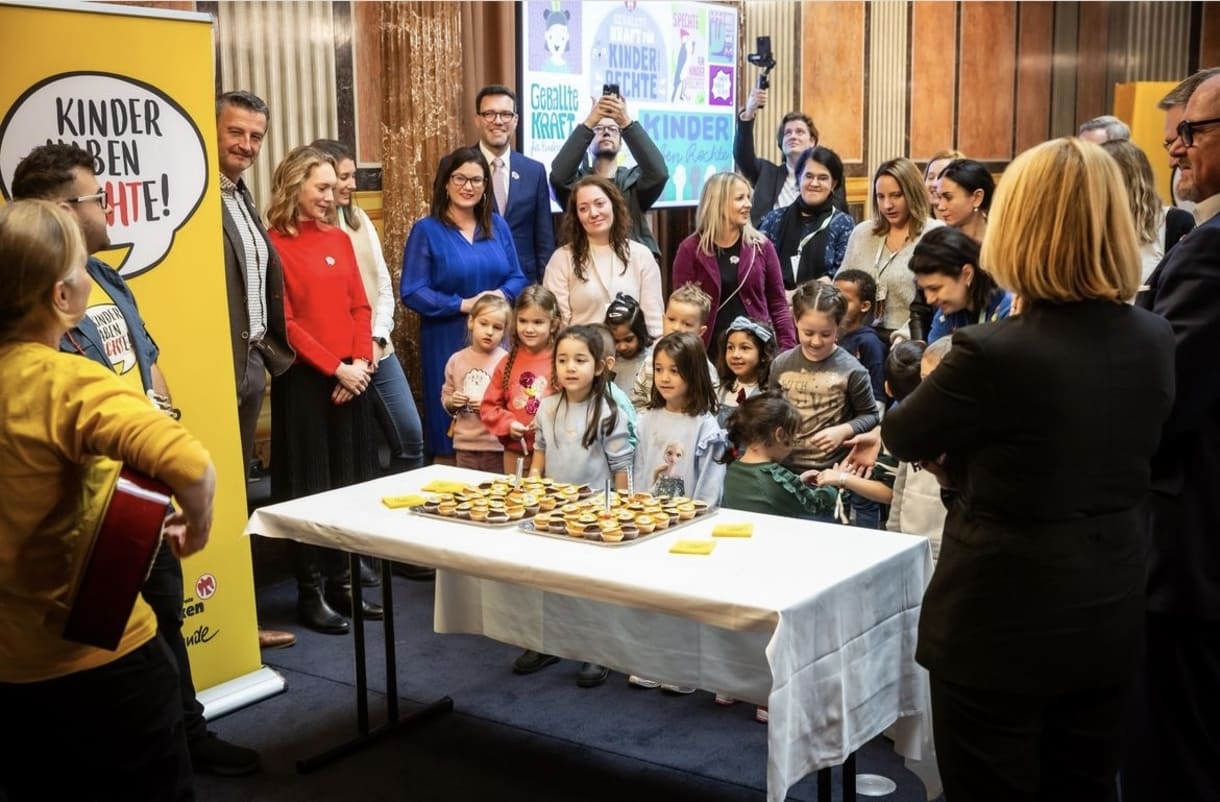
221, 180, 294, 385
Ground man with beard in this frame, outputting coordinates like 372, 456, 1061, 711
1156, 67, 1220, 215
549, 91, 668, 262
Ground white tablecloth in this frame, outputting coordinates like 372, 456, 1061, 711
247, 466, 934, 801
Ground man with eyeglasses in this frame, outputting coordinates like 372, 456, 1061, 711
9, 142, 263, 777
1125, 71, 1220, 802
471, 85, 555, 284
734, 87, 847, 226
1155, 67, 1220, 213
549, 90, 668, 261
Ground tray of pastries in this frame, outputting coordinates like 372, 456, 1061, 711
410, 476, 595, 528
519, 491, 715, 546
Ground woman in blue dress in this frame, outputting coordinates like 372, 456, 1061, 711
401, 147, 528, 457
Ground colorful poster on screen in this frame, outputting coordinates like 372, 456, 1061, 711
521, 0, 737, 208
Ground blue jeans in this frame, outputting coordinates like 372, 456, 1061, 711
848, 493, 883, 530
371, 353, 424, 471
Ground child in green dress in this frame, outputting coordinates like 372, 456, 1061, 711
721, 392, 838, 520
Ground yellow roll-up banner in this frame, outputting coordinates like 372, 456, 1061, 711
0, 0, 278, 708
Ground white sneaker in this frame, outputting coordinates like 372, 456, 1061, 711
660, 684, 696, 695
755, 705, 769, 723
627, 675, 661, 689
714, 694, 737, 706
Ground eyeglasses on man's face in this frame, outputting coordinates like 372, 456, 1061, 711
592, 125, 621, 136
67, 190, 110, 211
1177, 116, 1220, 148
478, 110, 517, 122
449, 174, 485, 189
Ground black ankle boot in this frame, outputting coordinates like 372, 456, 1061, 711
326, 569, 384, 621
297, 586, 350, 633
296, 544, 349, 634
358, 557, 381, 588
324, 588, 384, 621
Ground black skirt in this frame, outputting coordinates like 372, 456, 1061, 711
270, 362, 376, 502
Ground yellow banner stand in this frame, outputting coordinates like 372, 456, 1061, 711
1114, 81, 1179, 207
0, 1, 283, 714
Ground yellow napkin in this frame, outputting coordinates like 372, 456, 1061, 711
382, 494, 428, 509
712, 522, 754, 538
669, 539, 716, 555
420, 480, 467, 494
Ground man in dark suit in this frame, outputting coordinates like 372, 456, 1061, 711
1127, 72, 1220, 800
733, 87, 846, 226
473, 84, 555, 284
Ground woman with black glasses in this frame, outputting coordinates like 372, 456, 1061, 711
401, 146, 528, 458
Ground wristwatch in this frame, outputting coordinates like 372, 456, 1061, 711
374, 336, 388, 348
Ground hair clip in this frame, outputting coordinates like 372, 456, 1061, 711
726, 316, 773, 342
606, 292, 640, 323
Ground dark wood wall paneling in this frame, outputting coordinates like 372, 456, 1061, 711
333, 1, 355, 154
352, 0, 383, 189
908, 1, 958, 160
957, 2, 1018, 160
1014, 2, 1054, 154
1201, 3, 1220, 70
1074, 2, 1112, 131
803, 1, 867, 166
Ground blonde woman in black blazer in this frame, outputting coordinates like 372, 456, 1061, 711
882, 138, 1176, 801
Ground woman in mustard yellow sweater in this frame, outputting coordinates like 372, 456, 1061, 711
0, 200, 216, 801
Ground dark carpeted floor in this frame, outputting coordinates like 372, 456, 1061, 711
194, 533, 938, 802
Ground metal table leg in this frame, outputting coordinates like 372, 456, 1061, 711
296, 555, 453, 773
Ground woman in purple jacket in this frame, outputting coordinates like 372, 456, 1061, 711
671, 173, 796, 350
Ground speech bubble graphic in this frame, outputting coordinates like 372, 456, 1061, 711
0, 71, 208, 278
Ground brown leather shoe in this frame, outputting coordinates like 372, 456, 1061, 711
257, 628, 296, 649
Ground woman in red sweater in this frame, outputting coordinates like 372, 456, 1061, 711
266, 145, 379, 634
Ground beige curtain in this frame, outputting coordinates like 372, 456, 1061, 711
379, 1, 465, 392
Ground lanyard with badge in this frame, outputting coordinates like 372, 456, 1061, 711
871, 237, 905, 324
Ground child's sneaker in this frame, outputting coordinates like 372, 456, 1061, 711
660, 683, 696, 695
755, 705, 769, 723
627, 675, 661, 689
714, 694, 737, 706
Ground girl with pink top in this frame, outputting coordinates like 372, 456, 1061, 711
442, 294, 511, 472
479, 285, 562, 473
